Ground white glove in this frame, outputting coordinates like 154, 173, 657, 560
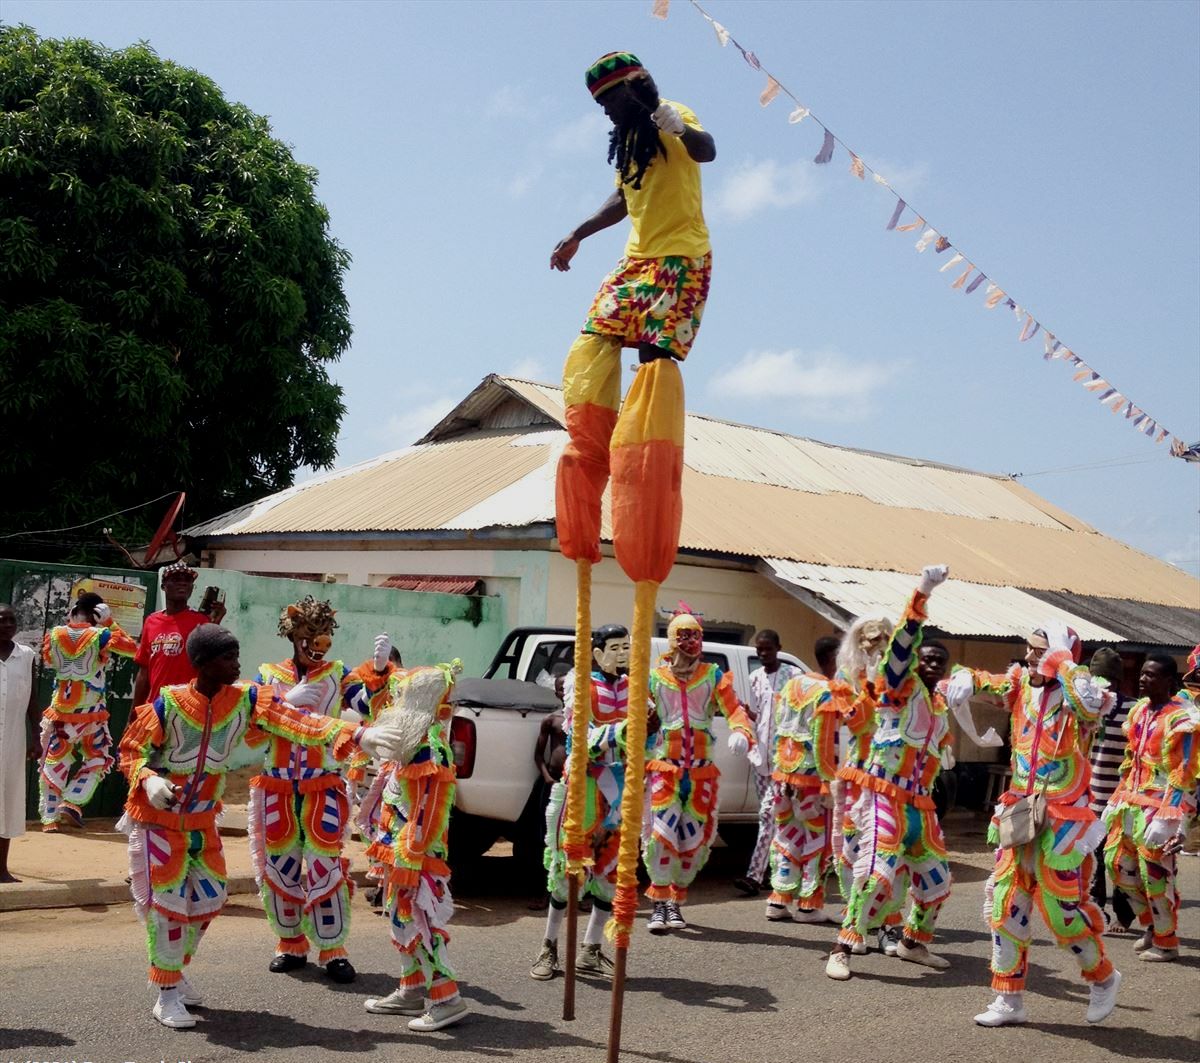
727, 730, 750, 757
285, 682, 322, 709
94, 602, 112, 624
143, 775, 179, 810
358, 717, 409, 762
943, 667, 976, 707
1144, 815, 1180, 850
650, 102, 686, 136
918, 564, 949, 596
1041, 621, 1075, 656
373, 632, 391, 672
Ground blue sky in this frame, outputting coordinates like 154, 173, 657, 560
7, 0, 1199, 580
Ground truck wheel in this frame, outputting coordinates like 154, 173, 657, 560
448, 810, 502, 868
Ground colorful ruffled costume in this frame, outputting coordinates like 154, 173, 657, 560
1103, 691, 1200, 951
119, 681, 362, 987
39, 618, 137, 826
372, 664, 464, 1016
768, 672, 840, 914
835, 590, 953, 952
966, 657, 1113, 993
644, 656, 753, 904
249, 656, 390, 966
545, 669, 630, 908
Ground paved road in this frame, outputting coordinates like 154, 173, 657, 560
3, 837, 1198, 1063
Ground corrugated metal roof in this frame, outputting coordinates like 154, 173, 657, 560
675, 469, 1192, 605
187, 374, 1197, 613
189, 432, 555, 536
762, 559, 1127, 641
1023, 590, 1200, 649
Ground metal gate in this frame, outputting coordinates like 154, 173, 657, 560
1, 558, 156, 821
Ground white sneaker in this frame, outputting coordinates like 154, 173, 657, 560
1086, 970, 1121, 1024
896, 939, 950, 970
851, 938, 868, 955
973, 993, 1028, 1027
365, 987, 426, 1015
825, 950, 851, 981
765, 903, 794, 922
664, 901, 687, 930
793, 906, 835, 924
177, 975, 202, 1007
407, 998, 468, 1032
1132, 928, 1154, 952
153, 994, 197, 1029
1139, 945, 1179, 963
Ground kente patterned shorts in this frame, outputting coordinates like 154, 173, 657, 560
583, 252, 712, 360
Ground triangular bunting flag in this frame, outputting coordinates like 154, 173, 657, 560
849, 153, 865, 179
788, 105, 810, 124
760, 76, 781, 106
814, 129, 835, 164
915, 229, 938, 252
940, 252, 965, 273
651, 0, 670, 19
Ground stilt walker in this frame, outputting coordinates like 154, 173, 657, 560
548, 51, 715, 1050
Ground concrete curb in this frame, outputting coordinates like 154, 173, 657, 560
0, 873, 263, 913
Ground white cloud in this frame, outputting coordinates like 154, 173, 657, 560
379, 394, 459, 445
708, 159, 821, 222
707, 348, 900, 416
504, 356, 549, 381
485, 85, 537, 120
548, 111, 609, 156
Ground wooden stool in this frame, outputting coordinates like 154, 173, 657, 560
983, 764, 1012, 807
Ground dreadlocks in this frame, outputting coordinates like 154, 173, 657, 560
608, 74, 667, 190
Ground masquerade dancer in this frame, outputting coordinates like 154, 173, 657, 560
249, 596, 394, 983
119, 625, 406, 1028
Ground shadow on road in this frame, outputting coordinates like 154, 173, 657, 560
0, 1028, 76, 1052
624, 973, 778, 1013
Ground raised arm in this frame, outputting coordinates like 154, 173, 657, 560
879, 565, 947, 699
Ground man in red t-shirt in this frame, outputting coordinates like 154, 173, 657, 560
132, 562, 227, 706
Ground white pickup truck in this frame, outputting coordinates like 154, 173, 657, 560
445, 627, 807, 865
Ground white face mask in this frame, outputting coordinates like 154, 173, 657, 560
595, 637, 631, 675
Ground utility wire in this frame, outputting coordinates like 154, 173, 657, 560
0, 491, 178, 540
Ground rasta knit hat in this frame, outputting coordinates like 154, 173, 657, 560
586, 51, 644, 98
187, 623, 238, 667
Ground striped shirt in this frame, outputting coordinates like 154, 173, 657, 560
1090, 691, 1133, 813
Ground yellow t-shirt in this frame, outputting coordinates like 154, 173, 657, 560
617, 99, 711, 260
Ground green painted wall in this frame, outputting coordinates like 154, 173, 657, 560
191, 570, 504, 680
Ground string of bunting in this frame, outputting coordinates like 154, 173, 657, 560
651, 0, 1196, 460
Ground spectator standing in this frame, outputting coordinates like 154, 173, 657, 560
0, 603, 38, 881
734, 629, 804, 896
1086, 647, 1135, 930
132, 562, 226, 708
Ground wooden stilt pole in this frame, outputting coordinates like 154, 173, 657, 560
563, 873, 579, 1020
605, 944, 629, 1063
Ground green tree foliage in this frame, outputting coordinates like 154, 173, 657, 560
0, 26, 350, 562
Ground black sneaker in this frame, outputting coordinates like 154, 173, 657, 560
647, 901, 669, 934
733, 876, 761, 897
324, 957, 356, 983
269, 953, 308, 973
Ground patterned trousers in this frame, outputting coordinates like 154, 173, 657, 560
986, 838, 1112, 992
768, 786, 828, 908
643, 763, 719, 903
249, 783, 353, 963
126, 820, 227, 986
544, 773, 621, 905
387, 871, 460, 1007
746, 771, 775, 881
38, 715, 112, 824
1104, 808, 1181, 949
837, 791, 950, 948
